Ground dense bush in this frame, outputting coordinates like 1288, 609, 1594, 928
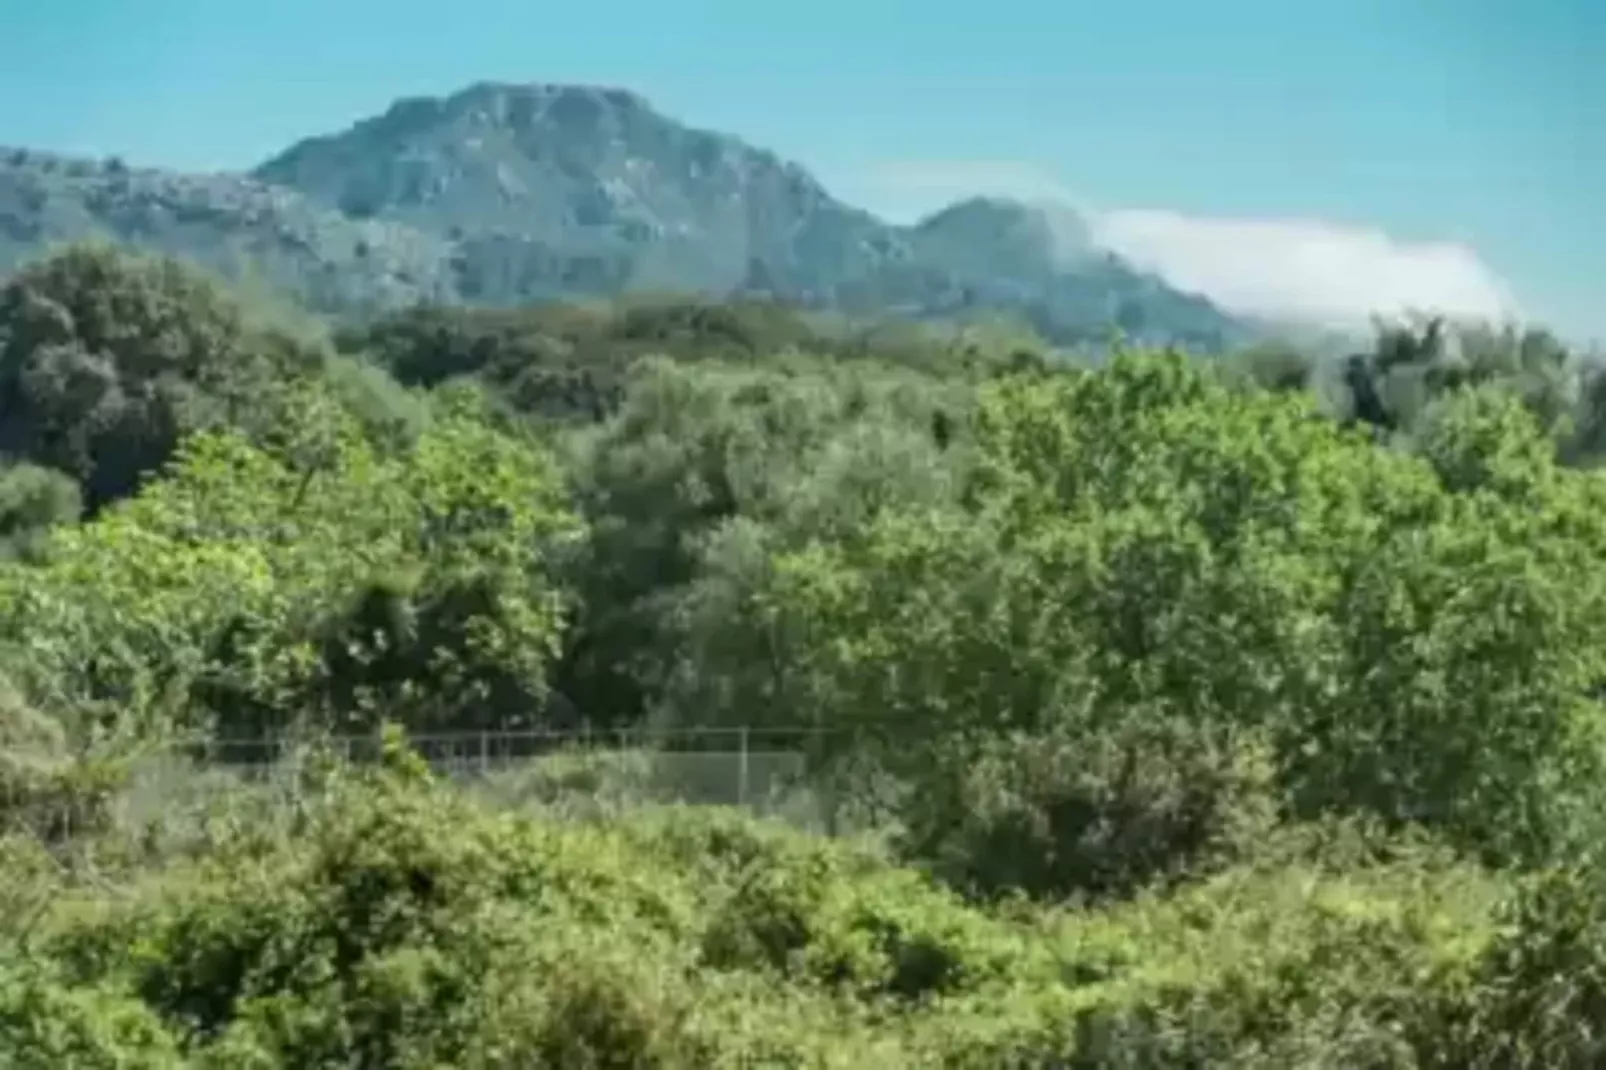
10, 762, 1606, 1067
0, 764, 1547, 1068
902, 715, 1281, 902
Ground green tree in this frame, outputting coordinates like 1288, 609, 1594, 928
556, 356, 963, 725
0, 403, 578, 743
731, 350, 1606, 873
0, 244, 328, 509
1340, 314, 1581, 446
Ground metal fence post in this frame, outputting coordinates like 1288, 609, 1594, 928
737, 726, 750, 808
479, 730, 489, 775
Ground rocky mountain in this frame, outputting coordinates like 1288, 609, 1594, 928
0, 147, 455, 312
0, 82, 1251, 349
892, 196, 1236, 347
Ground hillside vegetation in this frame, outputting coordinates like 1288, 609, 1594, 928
3, 243, 1606, 1065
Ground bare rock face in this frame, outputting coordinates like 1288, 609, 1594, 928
0, 83, 1249, 350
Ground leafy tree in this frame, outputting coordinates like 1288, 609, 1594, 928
730, 350, 1606, 870
1339, 314, 1582, 447
556, 355, 964, 725
0, 403, 578, 743
0, 244, 330, 509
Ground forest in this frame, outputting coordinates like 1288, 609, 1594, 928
3, 242, 1606, 1066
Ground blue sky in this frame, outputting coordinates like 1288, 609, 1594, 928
1, 0, 1600, 340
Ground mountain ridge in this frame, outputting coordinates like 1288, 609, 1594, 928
0, 81, 1251, 350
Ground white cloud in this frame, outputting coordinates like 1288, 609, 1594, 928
1092, 210, 1521, 328
844, 159, 1523, 330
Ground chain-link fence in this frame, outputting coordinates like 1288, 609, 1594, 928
107, 725, 841, 831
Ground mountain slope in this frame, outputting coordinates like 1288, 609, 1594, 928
0, 83, 1251, 349
894, 196, 1242, 349
254, 82, 901, 306
0, 148, 455, 312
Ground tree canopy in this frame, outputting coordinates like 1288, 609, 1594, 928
4, 243, 1606, 1065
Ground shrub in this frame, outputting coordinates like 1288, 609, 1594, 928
0, 961, 181, 1070
4, 761, 1588, 1066
903, 715, 1280, 902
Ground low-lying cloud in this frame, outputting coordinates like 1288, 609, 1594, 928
846, 159, 1522, 330
1093, 210, 1520, 328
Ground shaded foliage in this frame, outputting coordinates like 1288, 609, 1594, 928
339, 295, 1050, 427
0, 462, 81, 561
0, 246, 330, 509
